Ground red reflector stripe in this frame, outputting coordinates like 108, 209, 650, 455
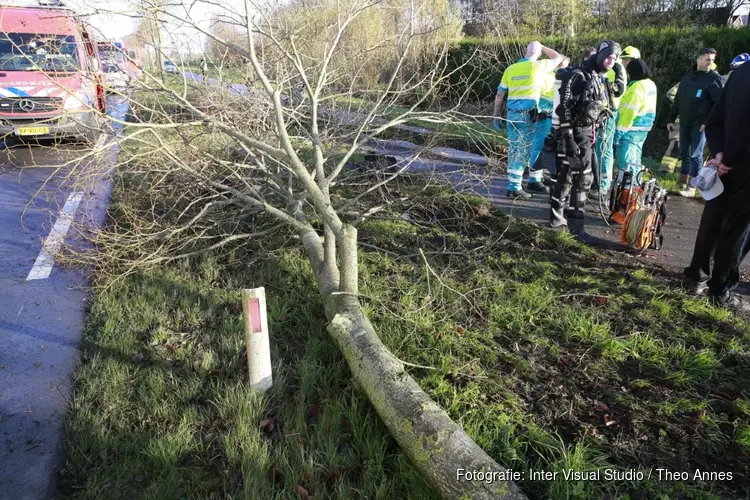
249, 298, 262, 333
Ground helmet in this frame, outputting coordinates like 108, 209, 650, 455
730, 53, 750, 69
621, 46, 641, 59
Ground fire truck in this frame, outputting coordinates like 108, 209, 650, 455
0, 0, 106, 142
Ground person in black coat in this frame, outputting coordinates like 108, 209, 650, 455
684, 60, 750, 309
666, 48, 724, 196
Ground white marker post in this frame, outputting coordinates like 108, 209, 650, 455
242, 287, 272, 392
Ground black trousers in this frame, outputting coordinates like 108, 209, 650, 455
686, 164, 750, 298
550, 126, 594, 226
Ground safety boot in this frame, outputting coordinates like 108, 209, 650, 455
678, 175, 696, 198
527, 182, 550, 194
507, 188, 532, 200
550, 205, 568, 228
677, 173, 689, 190
566, 208, 585, 220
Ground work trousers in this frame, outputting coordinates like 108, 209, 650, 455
529, 116, 552, 184
506, 110, 535, 192
686, 164, 750, 299
550, 126, 594, 227
615, 130, 649, 184
679, 124, 707, 177
595, 116, 616, 191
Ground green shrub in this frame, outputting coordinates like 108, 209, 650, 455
443, 26, 750, 158
446, 26, 750, 106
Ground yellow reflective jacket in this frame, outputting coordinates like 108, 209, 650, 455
498, 58, 556, 112
616, 78, 657, 135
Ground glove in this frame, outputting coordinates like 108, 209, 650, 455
493, 118, 502, 130
564, 132, 579, 157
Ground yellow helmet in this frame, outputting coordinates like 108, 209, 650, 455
621, 46, 641, 59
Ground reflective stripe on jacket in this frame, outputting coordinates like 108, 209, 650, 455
617, 78, 657, 134
498, 58, 556, 112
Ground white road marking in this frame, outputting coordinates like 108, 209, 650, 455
26, 192, 84, 281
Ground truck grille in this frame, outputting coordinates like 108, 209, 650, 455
0, 97, 63, 113
0, 118, 60, 127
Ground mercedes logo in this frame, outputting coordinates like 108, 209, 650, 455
18, 99, 36, 112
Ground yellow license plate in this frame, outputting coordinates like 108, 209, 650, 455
16, 126, 50, 136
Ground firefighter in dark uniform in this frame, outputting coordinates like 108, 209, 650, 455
549, 40, 620, 230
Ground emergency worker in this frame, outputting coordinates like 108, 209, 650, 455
594, 44, 626, 194
494, 42, 564, 199
620, 46, 640, 67
594, 46, 638, 193
562, 48, 595, 205
549, 40, 619, 229
666, 48, 724, 197
613, 59, 657, 182
529, 57, 570, 193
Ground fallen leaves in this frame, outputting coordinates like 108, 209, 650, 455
306, 404, 323, 426
270, 467, 283, 482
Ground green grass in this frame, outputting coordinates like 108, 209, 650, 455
644, 156, 703, 199
60, 250, 435, 499
62, 155, 750, 499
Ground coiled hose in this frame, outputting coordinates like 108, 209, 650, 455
623, 208, 652, 248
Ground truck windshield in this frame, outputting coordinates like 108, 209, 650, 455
99, 47, 125, 70
0, 33, 79, 72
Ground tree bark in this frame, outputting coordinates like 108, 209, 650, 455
320, 224, 527, 500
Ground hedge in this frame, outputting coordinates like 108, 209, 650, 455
445, 26, 750, 117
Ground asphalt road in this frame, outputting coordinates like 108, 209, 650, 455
0, 96, 128, 500
368, 143, 750, 276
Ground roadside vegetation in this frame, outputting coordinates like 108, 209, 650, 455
61, 2, 749, 499
61, 134, 750, 498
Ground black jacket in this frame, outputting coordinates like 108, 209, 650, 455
667, 69, 723, 127
556, 58, 607, 130
705, 61, 750, 169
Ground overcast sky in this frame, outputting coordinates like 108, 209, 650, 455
64, 0, 251, 55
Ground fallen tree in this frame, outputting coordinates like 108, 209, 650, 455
76, 0, 524, 497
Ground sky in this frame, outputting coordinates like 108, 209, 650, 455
63, 0, 251, 55
52, 0, 750, 55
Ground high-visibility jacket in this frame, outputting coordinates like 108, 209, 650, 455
606, 66, 627, 109
616, 78, 657, 134
498, 58, 556, 112
539, 72, 556, 113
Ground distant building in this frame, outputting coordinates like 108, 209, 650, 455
729, 3, 749, 27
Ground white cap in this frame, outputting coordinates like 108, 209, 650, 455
691, 166, 724, 200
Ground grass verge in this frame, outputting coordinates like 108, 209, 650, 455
61, 159, 749, 499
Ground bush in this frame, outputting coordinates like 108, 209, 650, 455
444, 26, 750, 157
446, 26, 750, 106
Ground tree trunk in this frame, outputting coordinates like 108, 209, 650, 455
317, 224, 527, 500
